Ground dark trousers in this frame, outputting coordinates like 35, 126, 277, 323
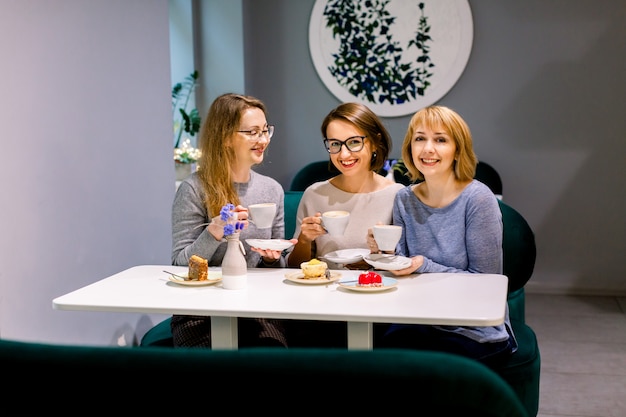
378, 324, 514, 368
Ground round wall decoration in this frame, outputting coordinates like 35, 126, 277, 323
309, 0, 473, 117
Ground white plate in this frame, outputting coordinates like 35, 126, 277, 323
321, 248, 371, 264
167, 271, 222, 286
337, 277, 398, 292
245, 239, 294, 251
363, 254, 412, 271
284, 271, 342, 285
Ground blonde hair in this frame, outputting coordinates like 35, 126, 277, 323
196, 93, 268, 216
400, 105, 477, 182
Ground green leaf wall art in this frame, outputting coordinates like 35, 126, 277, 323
309, 0, 473, 117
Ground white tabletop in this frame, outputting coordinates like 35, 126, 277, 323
52, 265, 508, 350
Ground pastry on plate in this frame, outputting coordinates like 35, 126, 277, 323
300, 258, 328, 279
358, 271, 383, 287
188, 255, 208, 281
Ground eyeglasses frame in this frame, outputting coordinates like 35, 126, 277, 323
237, 125, 275, 141
323, 135, 367, 154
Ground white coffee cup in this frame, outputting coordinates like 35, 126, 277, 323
321, 210, 350, 236
248, 203, 277, 229
373, 224, 402, 252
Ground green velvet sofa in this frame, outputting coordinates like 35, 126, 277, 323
1, 337, 528, 416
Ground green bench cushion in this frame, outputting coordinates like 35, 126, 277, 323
493, 319, 541, 417
284, 190, 303, 239
139, 317, 173, 347
2, 338, 528, 416
508, 287, 526, 323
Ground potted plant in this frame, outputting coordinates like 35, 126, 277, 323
172, 71, 202, 179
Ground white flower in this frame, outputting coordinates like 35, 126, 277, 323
174, 138, 201, 164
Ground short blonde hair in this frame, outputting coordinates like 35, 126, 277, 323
401, 105, 477, 182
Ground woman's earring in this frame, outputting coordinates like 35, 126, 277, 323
372, 152, 377, 159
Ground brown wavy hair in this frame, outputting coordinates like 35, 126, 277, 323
196, 93, 268, 217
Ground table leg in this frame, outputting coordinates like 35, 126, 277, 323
211, 316, 238, 349
347, 322, 373, 350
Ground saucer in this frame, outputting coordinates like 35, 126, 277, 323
167, 271, 222, 286
337, 277, 398, 292
363, 254, 412, 271
245, 239, 294, 251
321, 248, 370, 264
284, 271, 342, 285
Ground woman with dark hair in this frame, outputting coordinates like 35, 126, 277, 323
286, 102, 403, 347
287, 102, 403, 269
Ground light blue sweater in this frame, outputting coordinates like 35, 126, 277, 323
393, 180, 516, 348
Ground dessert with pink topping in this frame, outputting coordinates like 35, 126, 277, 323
358, 271, 383, 287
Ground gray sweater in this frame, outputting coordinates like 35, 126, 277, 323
393, 180, 516, 347
171, 171, 286, 267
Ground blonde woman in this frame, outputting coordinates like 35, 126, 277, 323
379, 105, 516, 367
171, 93, 296, 348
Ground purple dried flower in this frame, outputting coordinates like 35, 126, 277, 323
223, 223, 236, 236
220, 203, 235, 221
220, 203, 240, 237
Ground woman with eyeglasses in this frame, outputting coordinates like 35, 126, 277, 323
170, 93, 296, 348
285, 102, 404, 347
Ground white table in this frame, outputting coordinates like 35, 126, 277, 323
52, 265, 508, 350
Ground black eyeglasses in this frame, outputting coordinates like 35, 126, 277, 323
323, 136, 366, 154
237, 125, 275, 141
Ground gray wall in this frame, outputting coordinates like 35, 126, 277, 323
238, 0, 626, 296
0, 0, 174, 345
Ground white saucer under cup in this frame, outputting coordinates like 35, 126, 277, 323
363, 253, 412, 271
245, 239, 294, 252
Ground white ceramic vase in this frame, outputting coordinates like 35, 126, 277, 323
221, 233, 247, 290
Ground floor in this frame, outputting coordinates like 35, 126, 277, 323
525, 293, 626, 417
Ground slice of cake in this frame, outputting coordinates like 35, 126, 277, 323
300, 258, 328, 279
358, 271, 383, 287
188, 255, 208, 281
